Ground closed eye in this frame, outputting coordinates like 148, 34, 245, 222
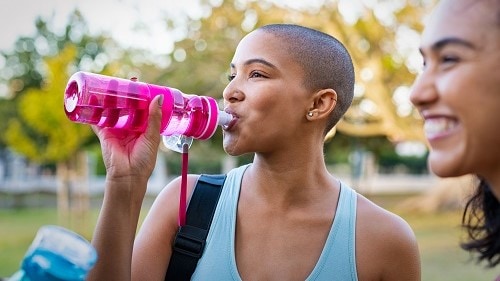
249, 71, 267, 79
419, 54, 459, 71
441, 55, 459, 64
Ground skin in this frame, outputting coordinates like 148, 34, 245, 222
410, 0, 500, 198
88, 29, 420, 281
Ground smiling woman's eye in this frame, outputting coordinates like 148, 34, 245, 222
440, 55, 459, 64
249, 71, 265, 79
227, 74, 236, 82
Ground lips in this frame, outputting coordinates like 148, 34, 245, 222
222, 109, 238, 131
423, 117, 458, 139
222, 119, 236, 131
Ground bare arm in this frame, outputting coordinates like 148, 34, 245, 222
131, 174, 199, 280
379, 214, 421, 281
87, 95, 163, 281
356, 196, 421, 281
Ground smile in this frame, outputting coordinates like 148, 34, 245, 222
424, 117, 458, 139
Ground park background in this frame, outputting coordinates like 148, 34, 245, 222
0, 0, 498, 280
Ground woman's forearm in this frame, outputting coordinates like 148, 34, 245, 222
87, 177, 148, 281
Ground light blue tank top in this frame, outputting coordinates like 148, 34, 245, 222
191, 164, 358, 280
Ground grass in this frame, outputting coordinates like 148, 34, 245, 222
369, 194, 499, 281
401, 209, 498, 281
0, 194, 499, 280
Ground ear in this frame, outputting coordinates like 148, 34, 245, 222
306, 89, 337, 120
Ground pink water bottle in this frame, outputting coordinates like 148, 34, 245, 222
64, 71, 232, 151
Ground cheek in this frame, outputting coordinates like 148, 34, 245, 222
462, 103, 500, 155
435, 68, 479, 112
248, 95, 287, 123
438, 70, 500, 172
443, 66, 500, 123
245, 82, 309, 129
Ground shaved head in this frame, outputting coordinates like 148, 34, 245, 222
258, 24, 355, 133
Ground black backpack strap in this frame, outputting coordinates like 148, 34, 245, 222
165, 174, 226, 281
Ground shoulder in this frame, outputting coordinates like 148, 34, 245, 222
355, 193, 416, 241
147, 174, 202, 226
355, 194, 421, 281
131, 174, 201, 280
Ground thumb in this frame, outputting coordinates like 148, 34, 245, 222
145, 94, 163, 138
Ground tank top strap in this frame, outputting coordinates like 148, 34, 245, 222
306, 181, 358, 280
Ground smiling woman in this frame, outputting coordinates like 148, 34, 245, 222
410, 0, 500, 272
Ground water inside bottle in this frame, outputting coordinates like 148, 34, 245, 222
22, 248, 90, 280
65, 81, 150, 132
64, 72, 230, 143
18, 225, 97, 281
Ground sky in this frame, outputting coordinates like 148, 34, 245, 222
0, 0, 328, 55
0, 0, 208, 55
0, 0, 424, 56
0, 0, 427, 155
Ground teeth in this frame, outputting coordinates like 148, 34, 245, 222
424, 118, 457, 137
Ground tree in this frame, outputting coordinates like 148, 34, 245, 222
153, 0, 432, 170
319, 0, 430, 143
0, 10, 144, 228
0, 11, 110, 149
4, 46, 91, 163
4, 45, 94, 227
1, 1, 439, 204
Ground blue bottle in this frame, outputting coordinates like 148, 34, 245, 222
7, 225, 97, 281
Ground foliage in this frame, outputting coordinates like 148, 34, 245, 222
4, 46, 93, 163
0, 11, 110, 95
378, 149, 428, 174
0, 10, 163, 164
325, 133, 428, 173
0, 0, 437, 168
0, 10, 111, 155
310, 0, 429, 142
157, 0, 432, 164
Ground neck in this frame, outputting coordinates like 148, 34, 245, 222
244, 153, 338, 208
484, 174, 500, 201
479, 163, 500, 201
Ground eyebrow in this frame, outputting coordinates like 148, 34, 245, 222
230, 58, 278, 69
421, 37, 476, 53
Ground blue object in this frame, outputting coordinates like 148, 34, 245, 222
8, 225, 97, 281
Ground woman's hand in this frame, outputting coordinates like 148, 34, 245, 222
87, 95, 164, 281
92, 95, 164, 184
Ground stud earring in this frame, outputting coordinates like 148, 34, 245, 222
307, 111, 314, 117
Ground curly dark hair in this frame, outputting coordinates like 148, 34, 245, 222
461, 178, 500, 267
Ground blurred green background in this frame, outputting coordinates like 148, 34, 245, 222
1, 0, 498, 280
1, 194, 498, 280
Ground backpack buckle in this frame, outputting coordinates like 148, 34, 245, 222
172, 225, 207, 258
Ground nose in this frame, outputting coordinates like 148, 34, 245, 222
222, 80, 245, 104
409, 69, 438, 109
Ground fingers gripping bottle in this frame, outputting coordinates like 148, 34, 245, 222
7, 225, 97, 281
64, 71, 232, 152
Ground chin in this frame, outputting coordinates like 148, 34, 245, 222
223, 148, 238, 156
428, 154, 469, 178
222, 142, 239, 157
223, 136, 249, 157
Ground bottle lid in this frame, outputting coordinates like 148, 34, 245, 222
162, 135, 193, 153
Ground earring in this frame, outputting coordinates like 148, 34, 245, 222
307, 111, 314, 117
